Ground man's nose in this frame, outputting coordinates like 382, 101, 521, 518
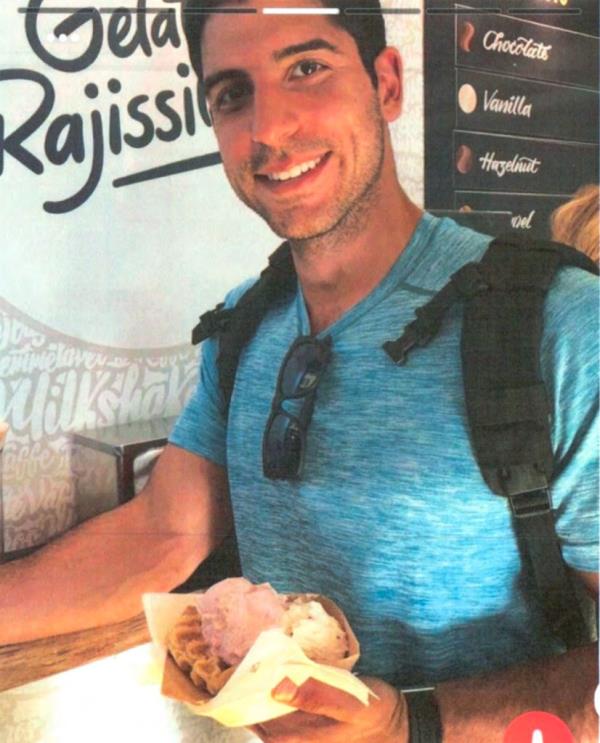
250, 87, 300, 147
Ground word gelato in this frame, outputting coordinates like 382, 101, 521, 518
0, 0, 212, 214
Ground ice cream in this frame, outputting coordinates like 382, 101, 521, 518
164, 578, 352, 696
194, 578, 350, 667
154, 585, 365, 724
195, 578, 286, 666
283, 597, 349, 665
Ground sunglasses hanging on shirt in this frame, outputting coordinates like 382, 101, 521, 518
262, 335, 333, 480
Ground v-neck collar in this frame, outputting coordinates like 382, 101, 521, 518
295, 212, 439, 338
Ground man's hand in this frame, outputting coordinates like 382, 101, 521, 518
249, 676, 408, 743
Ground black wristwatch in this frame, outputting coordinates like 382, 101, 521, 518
403, 687, 443, 743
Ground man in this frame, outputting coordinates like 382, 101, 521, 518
1, 1, 597, 741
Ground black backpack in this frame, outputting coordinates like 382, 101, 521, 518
192, 232, 599, 650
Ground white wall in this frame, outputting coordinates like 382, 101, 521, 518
0, 0, 423, 551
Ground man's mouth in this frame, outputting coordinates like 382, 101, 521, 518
255, 152, 332, 191
255, 152, 332, 197
266, 155, 324, 182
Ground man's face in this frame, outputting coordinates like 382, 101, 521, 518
200, 0, 387, 241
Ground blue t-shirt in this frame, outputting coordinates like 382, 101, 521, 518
170, 213, 598, 686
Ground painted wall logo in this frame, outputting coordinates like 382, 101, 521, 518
0, 0, 216, 214
0, 297, 200, 552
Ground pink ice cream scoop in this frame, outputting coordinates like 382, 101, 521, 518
195, 577, 286, 665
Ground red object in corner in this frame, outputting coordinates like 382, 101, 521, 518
504, 711, 574, 743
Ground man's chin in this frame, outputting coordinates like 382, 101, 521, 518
237, 190, 340, 241
262, 213, 340, 242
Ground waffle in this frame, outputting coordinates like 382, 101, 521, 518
166, 605, 235, 695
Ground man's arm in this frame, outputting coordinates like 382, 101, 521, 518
437, 643, 597, 741
0, 444, 233, 645
436, 569, 598, 742
253, 570, 598, 742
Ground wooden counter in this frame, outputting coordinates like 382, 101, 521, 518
0, 617, 256, 743
0, 612, 150, 692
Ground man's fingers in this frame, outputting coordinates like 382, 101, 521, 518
271, 677, 369, 723
248, 712, 338, 742
248, 723, 266, 740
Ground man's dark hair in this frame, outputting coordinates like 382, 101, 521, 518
182, 1, 387, 88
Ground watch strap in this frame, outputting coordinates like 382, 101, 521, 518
404, 688, 442, 743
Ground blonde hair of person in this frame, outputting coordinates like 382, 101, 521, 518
550, 184, 599, 263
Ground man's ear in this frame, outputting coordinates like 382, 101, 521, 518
374, 47, 403, 122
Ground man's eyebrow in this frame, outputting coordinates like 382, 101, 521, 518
273, 37, 340, 62
203, 69, 250, 99
203, 38, 339, 96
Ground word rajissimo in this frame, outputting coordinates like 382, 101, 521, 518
1, 0, 212, 214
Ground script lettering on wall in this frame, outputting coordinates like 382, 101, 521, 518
0, 298, 199, 551
1, 0, 216, 214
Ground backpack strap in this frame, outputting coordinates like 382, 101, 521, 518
464, 235, 597, 649
383, 235, 598, 365
192, 241, 297, 411
464, 234, 598, 496
385, 233, 598, 649
383, 260, 490, 364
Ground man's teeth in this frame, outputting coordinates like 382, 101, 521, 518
267, 156, 323, 182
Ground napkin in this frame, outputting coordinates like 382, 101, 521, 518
142, 591, 373, 727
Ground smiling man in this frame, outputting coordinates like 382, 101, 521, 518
201, 16, 393, 243
0, 1, 597, 742
195, 0, 422, 336
168, 1, 597, 740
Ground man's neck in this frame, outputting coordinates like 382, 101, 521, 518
290, 182, 422, 334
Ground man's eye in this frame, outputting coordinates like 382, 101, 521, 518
213, 81, 252, 112
290, 60, 326, 79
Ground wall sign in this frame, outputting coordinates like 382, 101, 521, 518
424, 0, 599, 236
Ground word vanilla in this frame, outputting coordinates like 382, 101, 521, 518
483, 89, 533, 118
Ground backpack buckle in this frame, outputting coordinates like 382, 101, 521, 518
484, 461, 551, 498
191, 303, 233, 345
383, 316, 437, 365
509, 488, 552, 518
383, 326, 418, 365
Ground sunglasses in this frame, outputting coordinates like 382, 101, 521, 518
262, 335, 333, 480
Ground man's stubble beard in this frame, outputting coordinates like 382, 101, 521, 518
228, 95, 387, 254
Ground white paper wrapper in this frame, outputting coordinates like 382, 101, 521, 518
142, 591, 372, 728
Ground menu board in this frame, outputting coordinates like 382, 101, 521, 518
424, 0, 599, 237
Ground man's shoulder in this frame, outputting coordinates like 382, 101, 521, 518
551, 262, 598, 301
411, 214, 492, 290
420, 216, 597, 304
426, 214, 492, 259
544, 264, 598, 345
221, 275, 261, 309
